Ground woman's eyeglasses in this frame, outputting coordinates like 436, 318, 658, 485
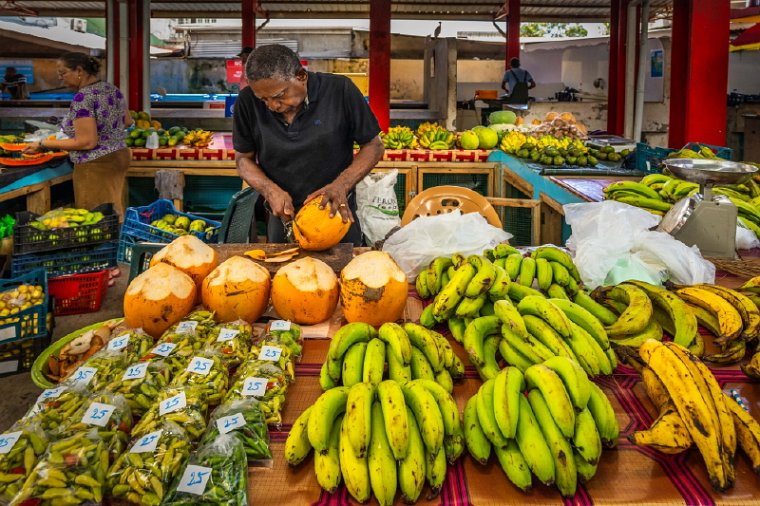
57, 69, 71, 78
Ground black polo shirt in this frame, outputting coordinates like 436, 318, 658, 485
233, 71, 380, 208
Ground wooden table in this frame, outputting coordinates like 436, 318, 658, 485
0, 172, 72, 214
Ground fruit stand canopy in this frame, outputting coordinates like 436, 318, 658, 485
10, 0, 671, 22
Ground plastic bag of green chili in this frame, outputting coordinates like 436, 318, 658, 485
161, 432, 247, 506
102, 328, 155, 364
104, 360, 171, 417
160, 310, 217, 342
55, 392, 133, 459
107, 420, 192, 506
262, 319, 303, 359
132, 386, 208, 442
169, 351, 229, 406
0, 419, 48, 504
225, 362, 290, 427
8, 428, 110, 505
206, 320, 252, 369
139, 338, 194, 382
201, 398, 272, 463
248, 338, 296, 383
23, 385, 91, 436
61, 350, 127, 392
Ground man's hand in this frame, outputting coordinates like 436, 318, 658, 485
266, 187, 295, 222
305, 181, 353, 223
23, 141, 43, 154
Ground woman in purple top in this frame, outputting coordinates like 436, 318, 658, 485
24, 52, 133, 218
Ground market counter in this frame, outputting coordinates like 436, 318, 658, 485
249, 287, 760, 505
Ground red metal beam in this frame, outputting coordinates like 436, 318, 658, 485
107, 0, 120, 88
506, 0, 520, 66
242, 0, 256, 49
668, 0, 730, 148
369, 0, 391, 131
607, 0, 627, 135
127, 0, 144, 111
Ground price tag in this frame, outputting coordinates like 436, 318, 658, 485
81, 402, 116, 427
176, 321, 198, 334
176, 464, 212, 495
151, 342, 177, 357
0, 326, 17, 342
159, 392, 187, 415
270, 320, 291, 331
36, 386, 66, 405
70, 366, 97, 387
186, 357, 214, 376
217, 328, 239, 343
130, 430, 163, 454
242, 377, 267, 397
0, 431, 22, 455
258, 345, 283, 362
122, 363, 149, 381
107, 334, 130, 352
216, 413, 246, 435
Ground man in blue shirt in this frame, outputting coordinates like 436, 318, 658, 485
233, 44, 384, 245
501, 58, 535, 104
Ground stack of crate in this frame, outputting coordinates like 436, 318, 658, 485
11, 204, 119, 316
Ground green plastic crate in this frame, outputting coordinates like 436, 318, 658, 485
421, 173, 489, 196
183, 175, 244, 218
502, 185, 533, 246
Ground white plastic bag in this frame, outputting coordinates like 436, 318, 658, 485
382, 210, 512, 278
356, 170, 401, 245
736, 224, 760, 250
631, 230, 715, 285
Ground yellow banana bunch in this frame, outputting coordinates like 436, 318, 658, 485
415, 121, 439, 139
499, 131, 529, 154
182, 129, 214, 148
418, 127, 456, 150
381, 126, 415, 149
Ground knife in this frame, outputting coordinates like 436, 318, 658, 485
264, 201, 295, 243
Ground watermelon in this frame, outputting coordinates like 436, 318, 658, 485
488, 110, 517, 125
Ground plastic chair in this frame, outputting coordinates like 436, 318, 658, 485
400, 185, 502, 227
217, 186, 260, 244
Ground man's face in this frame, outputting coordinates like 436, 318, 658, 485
251, 72, 308, 116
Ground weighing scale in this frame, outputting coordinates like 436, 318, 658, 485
657, 158, 758, 258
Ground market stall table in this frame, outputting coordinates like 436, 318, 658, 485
0, 160, 73, 214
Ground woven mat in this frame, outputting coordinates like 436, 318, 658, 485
707, 256, 760, 279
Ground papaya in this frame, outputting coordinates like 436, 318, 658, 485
0, 142, 28, 152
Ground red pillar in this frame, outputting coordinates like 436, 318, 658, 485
607, 0, 627, 135
242, 0, 257, 49
668, 0, 730, 147
369, 0, 391, 131
127, 0, 145, 111
107, 0, 120, 88
506, 0, 521, 66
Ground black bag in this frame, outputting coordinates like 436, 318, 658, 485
506, 70, 529, 104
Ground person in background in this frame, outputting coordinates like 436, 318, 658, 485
238, 46, 253, 90
233, 44, 384, 245
23, 52, 133, 219
1, 67, 28, 99
501, 58, 536, 104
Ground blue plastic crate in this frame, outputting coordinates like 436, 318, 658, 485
683, 142, 733, 161
0, 269, 49, 345
11, 242, 118, 278
121, 199, 221, 244
635, 142, 733, 173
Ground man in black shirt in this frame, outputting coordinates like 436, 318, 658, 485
233, 44, 384, 244
1, 67, 28, 100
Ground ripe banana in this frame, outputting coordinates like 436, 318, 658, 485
346, 382, 374, 458
326, 355, 343, 384
527, 389, 578, 498
574, 449, 598, 484
466, 255, 497, 297
603, 180, 663, 200
410, 346, 436, 380
320, 361, 337, 391
639, 340, 731, 491
493, 243, 521, 258
524, 364, 576, 438
535, 257, 553, 291
368, 401, 397, 506
328, 322, 377, 361
377, 380, 409, 460
741, 350, 760, 380
398, 406, 426, 502
547, 283, 570, 300
478, 334, 502, 380
587, 382, 619, 447
416, 379, 465, 463
574, 289, 618, 326
402, 381, 444, 456
480, 299, 495, 316
386, 343, 412, 383
362, 338, 386, 387
427, 256, 453, 295
426, 442, 447, 496
339, 415, 371, 503
515, 393, 555, 486
568, 321, 611, 376
342, 342, 368, 387
601, 284, 653, 336
436, 368, 455, 394
308, 387, 350, 454
456, 294, 488, 318
315, 414, 342, 493
377, 322, 413, 367
724, 392, 760, 474
488, 264, 511, 299
285, 405, 313, 466
416, 269, 432, 299
704, 339, 747, 365
476, 378, 509, 449
543, 355, 591, 411
518, 295, 573, 340
573, 408, 602, 466
694, 284, 760, 340
494, 439, 533, 492
447, 317, 466, 343
550, 261, 572, 287
498, 337, 536, 372
685, 301, 722, 337
504, 253, 523, 281
502, 323, 555, 365
607, 319, 663, 348
463, 315, 501, 367
676, 286, 743, 345
419, 303, 436, 328
432, 263, 477, 320
630, 402, 692, 454
494, 299, 529, 338
508, 282, 545, 302
549, 298, 610, 349
522, 314, 577, 361
518, 256, 537, 287
640, 366, 669, 411
449, 353, 465, 381
493, 367, 524, 439
463, 395, 492, 465
532, 246, 582, 283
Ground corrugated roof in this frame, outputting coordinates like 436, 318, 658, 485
6, 0, 672, 22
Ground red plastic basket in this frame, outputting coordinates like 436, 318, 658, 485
48, 270, 109, 316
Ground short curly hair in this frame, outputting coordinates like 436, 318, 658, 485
246, 44, 303, 83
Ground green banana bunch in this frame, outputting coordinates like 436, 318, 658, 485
381, 126, 416, 149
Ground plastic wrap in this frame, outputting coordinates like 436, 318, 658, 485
55, 393, 133, 458
24, 387, 90, 435
0, 419, 48, 504
225, 362, 289, 427
161, 433, 247, 506
103, 328, 154, 364
261, 320, 303, 360
248, 338, 295, 383
107, 421, 192, 506
201, 398, 272, 462
169, 352, 228, 406
160, 310, 217, 342
206, 320, 252, 369
104, 360, 171, 417
131, 386, 209, 442
63, 350, 127, 393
